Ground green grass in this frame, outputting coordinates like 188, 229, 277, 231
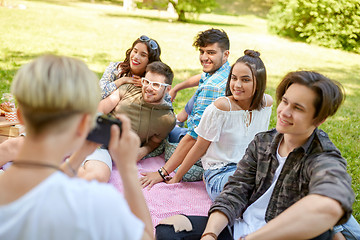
1, 0, 360, 220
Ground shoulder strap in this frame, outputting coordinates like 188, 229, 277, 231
263, 94, 267, 106
224, 96, 232, 111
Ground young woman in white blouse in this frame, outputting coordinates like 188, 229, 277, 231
167, 50, 273, 201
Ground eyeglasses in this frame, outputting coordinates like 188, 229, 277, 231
141, 77, 169, 91
139, 35, 158, 50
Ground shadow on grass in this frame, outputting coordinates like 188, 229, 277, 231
28, 0, 123, 7
82, 0, 123, 6
213, 0, 272, 19
27, 0, 74, 7
0, 50, 51, 92
28, 0, 245, 27
0, 50, 41, 65
310, 65, 360, 87
0, 49, 115, 91
105, 13, 245, 27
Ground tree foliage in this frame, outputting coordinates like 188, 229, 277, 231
267, 0, 360, 54
168, 0, 218, 22
213, 0, 274, 17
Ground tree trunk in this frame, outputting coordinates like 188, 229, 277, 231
177, 9, 186, 22
168, 0, 187, 22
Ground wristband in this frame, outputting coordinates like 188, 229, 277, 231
158, 168, 172, 181
201, 232, 217, 240
161, 166, 169, 176
158, 168, 166, 181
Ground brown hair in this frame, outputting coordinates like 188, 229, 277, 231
146, 61, 174, 85
117, 37, 161, 78
276, 71, 345, 125
225, 50, 267, 110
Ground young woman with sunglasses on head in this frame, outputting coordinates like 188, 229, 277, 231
100, 35, 161, 99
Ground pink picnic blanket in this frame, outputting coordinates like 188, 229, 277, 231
109, 154, 212, 227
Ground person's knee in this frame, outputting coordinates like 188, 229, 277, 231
160, 215, 193, 232
156, 215, 193, 239
155, 224, 175, 240
78, 160, 111, 182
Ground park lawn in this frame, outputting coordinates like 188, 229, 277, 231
1, 0, 360, 220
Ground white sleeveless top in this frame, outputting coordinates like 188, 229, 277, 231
195, 96, 272, 170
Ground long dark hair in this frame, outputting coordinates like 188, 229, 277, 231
117, 37, 161, 78
225, 49, 267, 110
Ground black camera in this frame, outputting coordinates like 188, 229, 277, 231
86, 113, 122, 148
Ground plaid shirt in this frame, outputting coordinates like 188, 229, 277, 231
186, 61, 231, 139
210, 128, 354, 226
99, 62, 122, 99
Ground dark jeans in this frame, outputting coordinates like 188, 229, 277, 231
156, 216, 233, 240
155, 215, 333, 240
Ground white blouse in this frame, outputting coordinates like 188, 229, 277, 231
195, 97, 272, 170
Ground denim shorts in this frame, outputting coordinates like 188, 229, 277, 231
184, 94, 196, 115
203, 163, 237, 201
333, 215, 360, 240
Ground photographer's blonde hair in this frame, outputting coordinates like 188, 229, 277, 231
11, 54, 100, 135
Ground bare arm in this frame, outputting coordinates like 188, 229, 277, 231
247, 194, 344, 240
60, 140, 100, 177
169, 74, 201, 102
140, 134, 196, 189
169, 136, 211, 183
162, 135, 197, 173
97, 89, 121, 114
108, 114, 153, 239
264, 94, 273, 107
0, 137, 24, 167
137, 135, 163, 161
201, 211, 230, 240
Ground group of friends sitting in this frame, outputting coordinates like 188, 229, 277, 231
0, 28, 359, 240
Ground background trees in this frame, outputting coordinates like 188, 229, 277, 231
168, 0, 217, 22
136, 0, 360, 54
267, 0, 360, 53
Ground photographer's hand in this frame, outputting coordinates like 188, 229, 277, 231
62, 139, 101, 177
108, 114, 140, 167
